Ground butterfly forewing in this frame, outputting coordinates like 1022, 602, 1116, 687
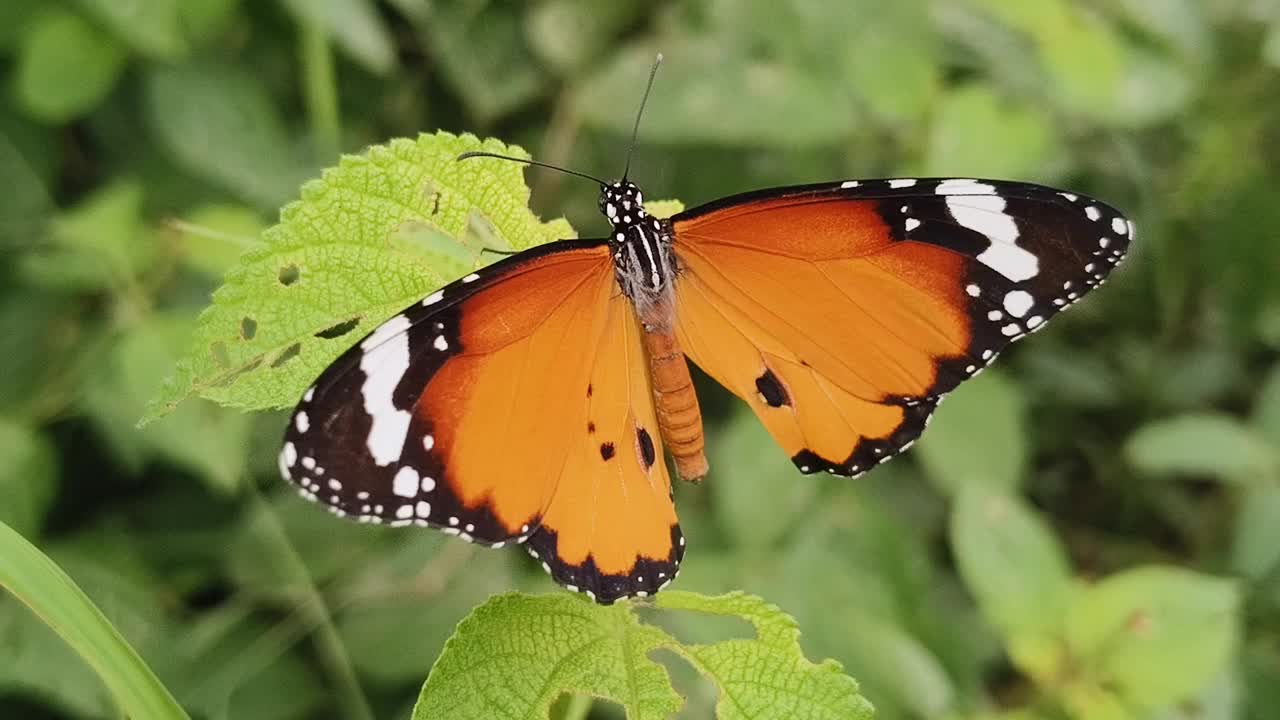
669, 177, 1131, 476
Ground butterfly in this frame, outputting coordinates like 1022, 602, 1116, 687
278, 61, 1133, 604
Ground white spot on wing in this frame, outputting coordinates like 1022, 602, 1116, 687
423, 434, 435, 450
1112, 217, 1128, 235
977, 243, 1039, 282
360, 314, 412, 466
433, 335, 449, 351
889, 178, 918, 188
462, 273, 480, 283
841, 180, 860, 188
392, 466, 419, 498
934, 179, 991, 195
905, 217, 921, 232
422, 290, 443, 306
1002, 290, 1034, 318
948, 195, 1019, 244
294, 411, 309, 433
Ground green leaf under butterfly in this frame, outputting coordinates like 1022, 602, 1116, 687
413, 591, 872, 720
143, 132, 575, 423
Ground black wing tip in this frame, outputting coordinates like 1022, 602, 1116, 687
526, 524, 685, 604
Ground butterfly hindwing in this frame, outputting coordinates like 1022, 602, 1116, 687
670, 178, 1132, 476
280, 239, 681, 602
528, 291, 682, 601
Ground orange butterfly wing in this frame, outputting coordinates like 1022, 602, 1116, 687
281, 240, 681, 602
670, 179, 1132, 475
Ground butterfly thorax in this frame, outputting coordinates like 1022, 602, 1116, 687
601, 181, 676, 319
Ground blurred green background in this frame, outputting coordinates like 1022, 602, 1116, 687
3, 0, 1280, 718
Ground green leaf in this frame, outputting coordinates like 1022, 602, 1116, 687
920, 84, 1061, 180
1064, 567, 1239, 709
0, 521, 189, 720
655, 591, 874, 720
642, 199, 684, 220
950, 489, 1072, 680
278, 0, 395, 75
72, 0, 186, 59
13, 8, 128, 122
144, 61, 311, 209
416, 591, 872, 720
1125, 413, 1278, 484
0, 419, 57, 539
414, 593, 683, 720
915, 371, 1028, 496
145, 132, 574, 421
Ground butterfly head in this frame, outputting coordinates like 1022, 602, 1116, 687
600, 181, 647, 231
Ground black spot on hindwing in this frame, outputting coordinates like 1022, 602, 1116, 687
755, 368, 790, 408
636, 427, 656, 469
599, 442, 616, 460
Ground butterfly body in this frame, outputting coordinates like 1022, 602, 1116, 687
601, 180, 709, 480
281, 173, 1132, 603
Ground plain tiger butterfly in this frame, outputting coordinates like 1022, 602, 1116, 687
279, 57, 1132, 603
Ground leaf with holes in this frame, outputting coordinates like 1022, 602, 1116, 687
143, 131, 575, 423
655, 591, 874, 720
413, 591, 871, 720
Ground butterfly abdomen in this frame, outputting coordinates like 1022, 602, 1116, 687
640, 308, 708, 481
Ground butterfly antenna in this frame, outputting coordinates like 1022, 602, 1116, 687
622, 52, 663, 182
456, 151, 607, 186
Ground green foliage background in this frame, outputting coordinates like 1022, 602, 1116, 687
1, 1, 1278, 718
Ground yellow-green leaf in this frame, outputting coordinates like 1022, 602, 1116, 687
143, 132, 574, 423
